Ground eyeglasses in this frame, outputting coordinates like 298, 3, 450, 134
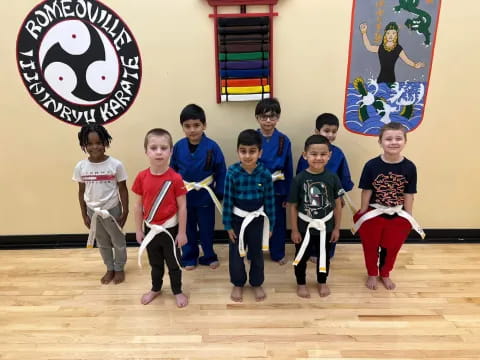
257, 113, 279, 121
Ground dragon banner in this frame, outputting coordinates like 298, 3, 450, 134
344, 0, 441, 136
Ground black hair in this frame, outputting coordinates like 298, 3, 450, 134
180, 104, 206, 125
237, 129, 262, 150
304, 134, 330, 151
255, 97, 281, 116
315, 113, 339, 130
144, 128, 173, 150
378, 122, 407, 141
78, 124, 112, 152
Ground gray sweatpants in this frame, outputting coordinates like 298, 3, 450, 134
87, 203, 127, 271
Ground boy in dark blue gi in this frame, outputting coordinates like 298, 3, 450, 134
296, 113, 354, 259
170, 104, 226, 270
255, 98, 293, 265
223, 130, 275, 302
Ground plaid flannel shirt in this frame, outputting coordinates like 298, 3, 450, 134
222, 162, 275, 231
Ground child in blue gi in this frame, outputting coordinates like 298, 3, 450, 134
296, 113, 354, 259
255, 98, 293, 265
170, 104, 226, 270
223, 129, 275, 302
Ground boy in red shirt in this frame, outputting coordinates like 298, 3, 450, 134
132, 128, 188, 307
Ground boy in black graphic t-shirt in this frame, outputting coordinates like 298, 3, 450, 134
288, 135, 342, 298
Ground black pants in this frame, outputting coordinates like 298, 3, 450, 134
229, 215, 264, 287
294, 230, 332, 285
146, 225, 182, 294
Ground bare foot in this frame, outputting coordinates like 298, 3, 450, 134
296, 285, 311, 298
184, 265, 196, 271
101, 270, 114, 284
141, 290, 161, 305
309, 256, 317, 264
230, 286, 243, 302
365, 276, 378, 290
113, 271, 125, 284
318, 283, 331, 297
175, 293, 189, 308
253, 286, 266, 302
276, 257, 287, 265
380, 277, 396, 290
209, 261, 219, 269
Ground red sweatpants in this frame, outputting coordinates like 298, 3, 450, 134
353, 211, 411, 277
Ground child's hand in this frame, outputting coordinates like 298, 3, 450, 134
136, 231, 144, 244
176, 233, 187, 247
117, 211, 129, 228
82, 214, 91, 229
354, 208, 369, 222
227, 229, 237, 243
291, 230, 302, 244
330, 228, 340, 243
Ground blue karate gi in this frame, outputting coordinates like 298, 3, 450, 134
257, 128, 293, 261
171, 134, 226, 266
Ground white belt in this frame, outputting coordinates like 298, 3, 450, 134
271, 170, 285, 182
351, 204, 425, 239
137, 215, 181, 268
233, 206, 270, 257
293, 211, 333, 273
87, 207, 124, 248
184, 175, 223, 215
338, 188, 357, 216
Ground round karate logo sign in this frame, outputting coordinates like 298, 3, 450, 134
16, 0, 142, 126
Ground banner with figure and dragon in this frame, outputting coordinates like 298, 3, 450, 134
344, 0, 441, 136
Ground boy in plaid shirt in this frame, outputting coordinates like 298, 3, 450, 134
223, 130, 275, 302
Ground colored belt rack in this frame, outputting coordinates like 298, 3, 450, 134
207, 0, 278, 103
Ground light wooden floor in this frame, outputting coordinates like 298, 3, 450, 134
1, 243, 480, 360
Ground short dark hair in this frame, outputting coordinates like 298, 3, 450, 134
78, 124, 112, 152
315, 113, 339, 130
255, 97, 281, 116
304, 134, 330, 151
378, 122, 407, 141
144, 128, 173, 150
180, 104, 206, 125
237, 129, 262, 150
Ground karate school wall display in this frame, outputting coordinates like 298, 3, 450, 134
344, 0, 441, 136
16, 0, 142, 126
206, 0, 278, 103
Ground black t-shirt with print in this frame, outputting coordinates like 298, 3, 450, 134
288, 169, 341, 233
359, 156, 417, 207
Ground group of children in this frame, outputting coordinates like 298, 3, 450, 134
73, 98, 422, 308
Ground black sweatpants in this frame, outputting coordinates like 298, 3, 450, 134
146, 225, 182, 294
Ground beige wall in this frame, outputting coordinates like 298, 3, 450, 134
1, 0, 479, 236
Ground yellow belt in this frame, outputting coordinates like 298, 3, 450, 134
184, 175, 223, 215
338, 188, 357, 216
271, 170, 285, 182
222, 85, 270, 94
